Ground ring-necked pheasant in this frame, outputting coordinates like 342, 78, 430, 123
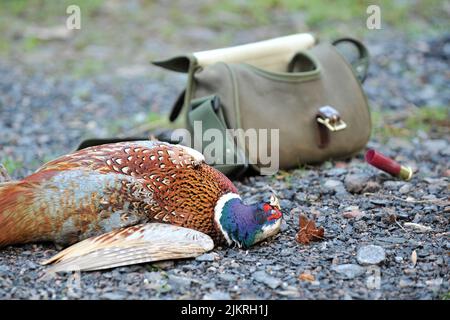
0, 141, 282, 272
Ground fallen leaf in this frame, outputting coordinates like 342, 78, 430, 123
298, 273, 315, 282
295, 214, 325, 244
411, 250, 417, 267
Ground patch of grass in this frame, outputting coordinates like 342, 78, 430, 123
0, 0, 105, 59
0, 0, 30, 16
0, 0, 104, 24
371, 106, 449, 142
145, 264, 161, 272
442, 291, 450, 300
71, 59, 106, 78
146, 112, 164, 123
0, 39, 11, 55
1, 157, 23, 175
197, 0, 448, 37
405, 106, 449, 132
22, 36, 42, 52
272, 170, 293, 185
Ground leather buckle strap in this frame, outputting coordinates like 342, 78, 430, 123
316, 105, 346, 148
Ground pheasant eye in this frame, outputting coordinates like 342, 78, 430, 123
267, 209, 281, 221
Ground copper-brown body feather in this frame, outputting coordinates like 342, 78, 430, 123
0, 141, 237, 247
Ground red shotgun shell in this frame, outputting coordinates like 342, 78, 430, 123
365, 149, 412, 180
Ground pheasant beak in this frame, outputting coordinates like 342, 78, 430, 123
269, 194, 281, 211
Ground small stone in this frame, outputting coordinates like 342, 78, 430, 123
395, 256, 404, 263
195, 253, 217, 262
362, 181, 381, 193
277, 287, 301, 298
425, 278, 443, 289
144, 272, 163, 282
168, 275, 193, 288
342, 208, 365, 219
357, 245, 386, 265
404, 222, 433, 233
331, 264, 366, 279
219, 273, 238, 282
294, 192, 307, 202
280, 220, 289, 232
280, 199, 293, 210
323, 179, 346, 195
398, 183, 412, 194
383, 181, 405, 191
101, 292, 126, 300
203, 290, 231, 300
424, 139, 447, 154
0, 265, 10, 276
327, 168, 347, 176
253, 271, 282, 289
344, 174, 371, 193
398, 278, 415, 288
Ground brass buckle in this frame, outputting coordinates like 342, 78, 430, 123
316, 106, 347, 132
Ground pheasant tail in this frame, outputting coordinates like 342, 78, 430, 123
42, 223, 214, 273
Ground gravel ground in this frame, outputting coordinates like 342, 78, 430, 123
0, 29, 449, 299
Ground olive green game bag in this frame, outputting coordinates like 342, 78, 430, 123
152, 33, 371, 177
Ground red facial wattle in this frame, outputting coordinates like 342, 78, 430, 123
263, 204, 282, 221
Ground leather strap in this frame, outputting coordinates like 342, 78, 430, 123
169, 90, 185, 122
315, 105, 347, 149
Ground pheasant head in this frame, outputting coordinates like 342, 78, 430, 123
214, 193, 282, 248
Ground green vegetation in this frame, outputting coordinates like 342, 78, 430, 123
1, 156, 23, 175
371, 106, 449, 142
146, 111, 164, 124
0, 0, 446, 57
198, 0, 448, 37
405, 106, 449, 132
71, 59, 106, 78
0, 0, 103, 22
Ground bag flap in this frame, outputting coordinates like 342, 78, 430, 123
151, 54, 196, 73
152, 33, 316, 73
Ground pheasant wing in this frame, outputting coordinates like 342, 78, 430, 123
42, 223, 214, 273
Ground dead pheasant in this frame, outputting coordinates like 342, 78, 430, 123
0, 141, 282, 272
